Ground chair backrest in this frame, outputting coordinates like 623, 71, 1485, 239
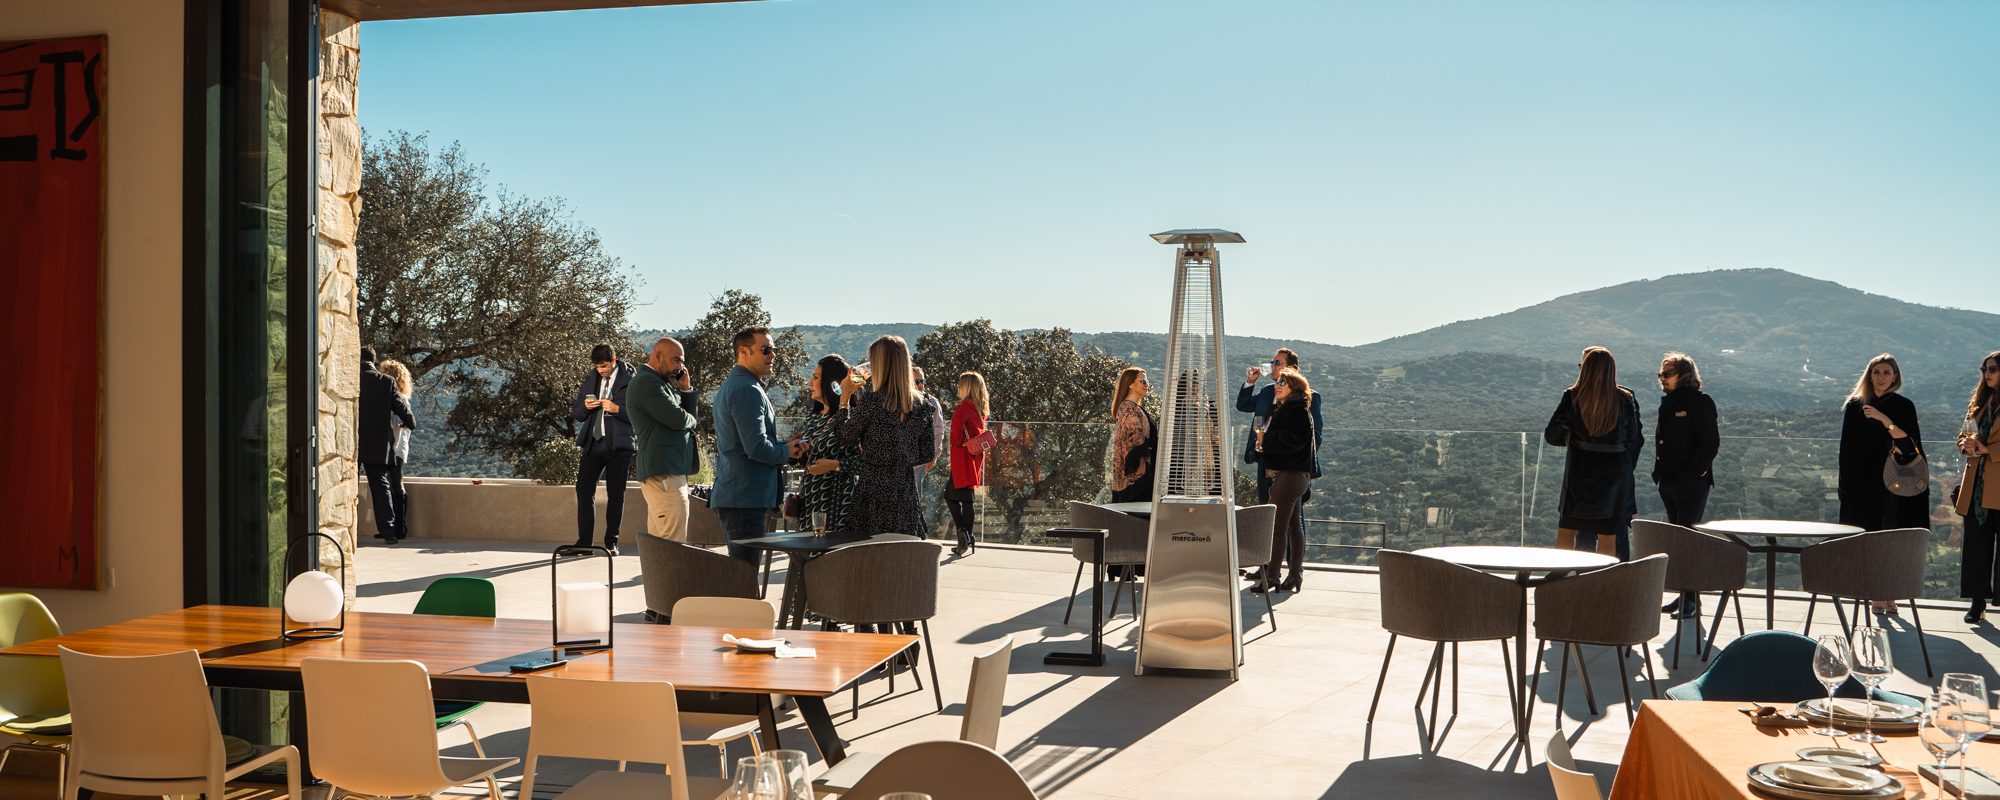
301, 657, 453, 797
960, 635, 1014, 749
1533, 554, 1668, 647
1376, 550, 1520, 642
1233, 504, 1278, 566
0, 593, 66, 722
637, 533, 759, 616
412, 576, 497, 617
670, 596, 777, 630
1545, 731, 1604, 800
840, 740, 1039, 800
806, 540, 943, 625
59, 648, 221, 780
1065, 502, 1150, 566
1662, 630, 1911, 705
1630, 519, 1747, 593
1800, 528, 1929, 601
525, 676, 692, 800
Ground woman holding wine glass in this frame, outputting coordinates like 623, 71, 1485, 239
1253, 369, 1317, 594
1956, 350, 2000, 623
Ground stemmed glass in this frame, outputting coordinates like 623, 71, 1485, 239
1921, 692, 1968, 800
768, 749, 811, 800
731, 755, 789, 800
1848, 627, 1893, 743
1811, 635, 1853, 737
1253, 416, 1269, 452
1944, 674, 1992, 783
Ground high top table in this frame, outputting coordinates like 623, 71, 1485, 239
1412, 545, 1620, 747
0, 605, 915, 767
1694, 519, 1864, 629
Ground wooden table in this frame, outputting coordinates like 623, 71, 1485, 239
1413, 545, 1619, 747
739, 532, 920, 629
1610, 700, 1986, 799
1696, 519, 1865, 629
0, 605, 915, 766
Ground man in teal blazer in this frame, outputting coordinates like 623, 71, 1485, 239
629, 337, 700, 543
710, 326, 798, 561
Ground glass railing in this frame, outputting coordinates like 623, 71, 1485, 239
776, 416, 1976, 600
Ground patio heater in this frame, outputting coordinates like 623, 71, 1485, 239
1136, 228, 1244, 679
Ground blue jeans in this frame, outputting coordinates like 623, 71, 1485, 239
715, 507, 768, 563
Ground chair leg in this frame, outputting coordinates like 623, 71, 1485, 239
1415, 641, 1441, 711
1063, 561, 1083, 625
1528, 639, 1548, 730
1642, 644, 1661, 700
1426, 642, 1444, 737
1615, 646, 1635, 725
1262, 584, 1276, 629
1832, 596, 1851, 640
1909, 598, 1934, 678
1500, 639, 1518, 714
1107, 574, 1123, 619
1734, 591, 1746, 637
1704, 593, 1729, 662
1672, 605, 1684, 670
1451, 642, 1461, 716
1572, 643, 1599, 717
921, 619, 944, 712
760, 551, 774, 599
1366, 633, 1399, 723
460, 719, 500, 800
1555, 640, 1572, 726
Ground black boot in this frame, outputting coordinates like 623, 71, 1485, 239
1967, 598, 1987, 624
1668, 594, 1701, 620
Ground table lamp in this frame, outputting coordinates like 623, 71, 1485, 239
551, 545, 614, 653
281, 532, 346, 640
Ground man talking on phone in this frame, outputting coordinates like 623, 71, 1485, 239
630, 337, 701, 543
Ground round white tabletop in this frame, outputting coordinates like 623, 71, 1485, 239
1694, 519, 1864, 539
1412, 545, 1619, 573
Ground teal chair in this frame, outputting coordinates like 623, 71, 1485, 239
413, 577, 500, 799
0, 593, 70, 795
1664, 630, 1921, 707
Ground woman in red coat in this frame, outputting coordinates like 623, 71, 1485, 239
946, 371, 992, 557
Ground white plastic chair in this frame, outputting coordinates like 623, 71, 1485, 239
837, 740, 1038, 800
668, 596, 776, 774
58, 647, 301, 800
300, 657, 516, 799
523, 675, 732, 800
815, 635, 1015, 794
1545, 730, 1605, 800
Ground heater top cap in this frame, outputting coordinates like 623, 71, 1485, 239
1150, 229, 1245, 245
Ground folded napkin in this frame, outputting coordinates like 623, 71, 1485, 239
774, 643, 817, 659
1774, 762, 1872, 790
1825, 698, 1913, 719
722, 634, 817, 659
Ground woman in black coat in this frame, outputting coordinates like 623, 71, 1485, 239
1546, 347, 1644, 558
1838, 354, 1931, 615
1653, 352, 1720, 616
1254, 368, 1317, 593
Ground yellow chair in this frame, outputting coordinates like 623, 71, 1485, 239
301, 657, 516, 799
668, 596, 775, 774
0, 593, 69, 796
522, 675, 732, 800
58, 647, 301, 800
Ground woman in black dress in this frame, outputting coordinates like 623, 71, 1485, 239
1957, 350, 2000, 622
795, 354, 859, 533
832, 335, 939, 536
1838, 353, 1930, 615
1545, 347, 1644, 558
1254, 368, 1316, 593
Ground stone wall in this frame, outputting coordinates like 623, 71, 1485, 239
316, 10, 362, 595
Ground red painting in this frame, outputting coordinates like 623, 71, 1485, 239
0, 35, 105, 590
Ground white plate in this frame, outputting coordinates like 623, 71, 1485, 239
1795, 747, 1883, 768
1747, 762, 1900, 799
1796, 699, 1922, 731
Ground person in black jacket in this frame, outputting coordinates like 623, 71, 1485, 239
1653, 352, 1720, 617
1546, 347, 1644, 558
573, 343, 638, 553
1837, 353, 1930, 615
1254, 368, 1317, 594
359, 347, 416, 545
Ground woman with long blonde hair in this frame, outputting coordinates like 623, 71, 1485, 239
944, 371, 993, 556
1544, 347, 1643, 557
1108, 367, 1157, 503
833, 335, 940, 535
379, 359, 416, 541
1838, 353, 1929, 616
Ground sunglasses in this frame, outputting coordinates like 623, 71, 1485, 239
1657, 371, 1676, 379
755, 346, 774, 356
1983, 366, 2000, 374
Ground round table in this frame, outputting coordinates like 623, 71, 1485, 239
1694, 519, 1864, 629
1412, 545, 1620, 746
739, 532, 920, 629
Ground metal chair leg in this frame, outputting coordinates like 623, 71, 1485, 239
1833, 596, 1852, 640
1616, 646, 1635, 725
1366, 633, 1399, 724
1555, 640, 1573, 726
1527, 639, 1548, 731
1804, 594, 1818, 635
1426, 642, 1444, 737
1733, 591, 1746, 637
459, 719, 501, 800
1672, 605, 1685, 670
920, 619, 944, 711
1063, 561, 1083, 625
1572, 643, 1599, 716
1704, 593, 1729, 661
1262, 585, 1276, 630
1642, 644, 1661, 699
1909, 598, 1934, 678
1416, 641, 1442, 711
1451, 642, 1460, 716
1500, 639, 1518, 715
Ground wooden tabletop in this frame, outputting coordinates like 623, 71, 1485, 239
0, 605, 915, 698
1696, 519, 1865, 539
1413, 545, 1620, 573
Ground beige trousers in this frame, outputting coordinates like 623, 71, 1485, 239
639, 474, 690, 541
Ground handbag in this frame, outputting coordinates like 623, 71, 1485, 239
965, 429, 997, 453
781, 492, 804, 520
1883, 444, 1929, 497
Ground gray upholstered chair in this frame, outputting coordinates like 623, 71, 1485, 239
1233, 504, 1279, 628
1368, 550, 1522, 743
1531, 554, 1668, 725
685, 500, 730, 547
1630, 519, 1748, 668
1800, 528, 1934, 677
805, 540, 946, 711
636, 533, 759, 623
1063, 502, 1151, 624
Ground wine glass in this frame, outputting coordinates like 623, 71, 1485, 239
1253, 416, 1270, 452
1811, 635, 1853, 737
1848, 627, 1893, 743
1921, 693, 1968, 800
768, 749, 811, 800
1944, 675, 1992, 781
731, 755, 787, 800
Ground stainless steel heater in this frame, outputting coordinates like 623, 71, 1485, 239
1136, 228, 1244, 678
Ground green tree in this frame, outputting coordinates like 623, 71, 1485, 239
678, 290, 809, 448
356, 131, 636, 476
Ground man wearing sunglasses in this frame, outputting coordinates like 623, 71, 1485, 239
711, 326, 795, 561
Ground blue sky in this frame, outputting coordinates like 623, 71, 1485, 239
358, 0, 1999, 346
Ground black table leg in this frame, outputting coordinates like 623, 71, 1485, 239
780, 553, 808, 630
1513, 577, 1530, 746
755, 693, 782, 752
1046, 533, 1107, 667
793, 695, 847, 764
1765, 537, 1778, 629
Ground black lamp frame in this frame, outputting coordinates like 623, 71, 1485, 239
280, 532, 347, 641
551, 544, 615, 653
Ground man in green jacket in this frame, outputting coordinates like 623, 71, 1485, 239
629, 337, 700, 541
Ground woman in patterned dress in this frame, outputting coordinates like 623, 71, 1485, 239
1108, 367, 1156, 503
832, 336, 939, 536
796, 354, 860, 532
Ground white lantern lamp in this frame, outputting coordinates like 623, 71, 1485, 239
552, 544, 614, 653
281, 532, 347, 640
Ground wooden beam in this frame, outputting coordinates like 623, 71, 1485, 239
319, 0, 756, 23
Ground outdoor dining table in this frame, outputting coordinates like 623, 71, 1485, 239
1411, 545, 1620, 747
1695, 519, 1865, 629
1610, 699, 1985, 799
0, 605, 915, 767
740, 531, 920, 629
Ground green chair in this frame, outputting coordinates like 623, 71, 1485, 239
413, 577, 500, 799
0, 593, 70, 795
